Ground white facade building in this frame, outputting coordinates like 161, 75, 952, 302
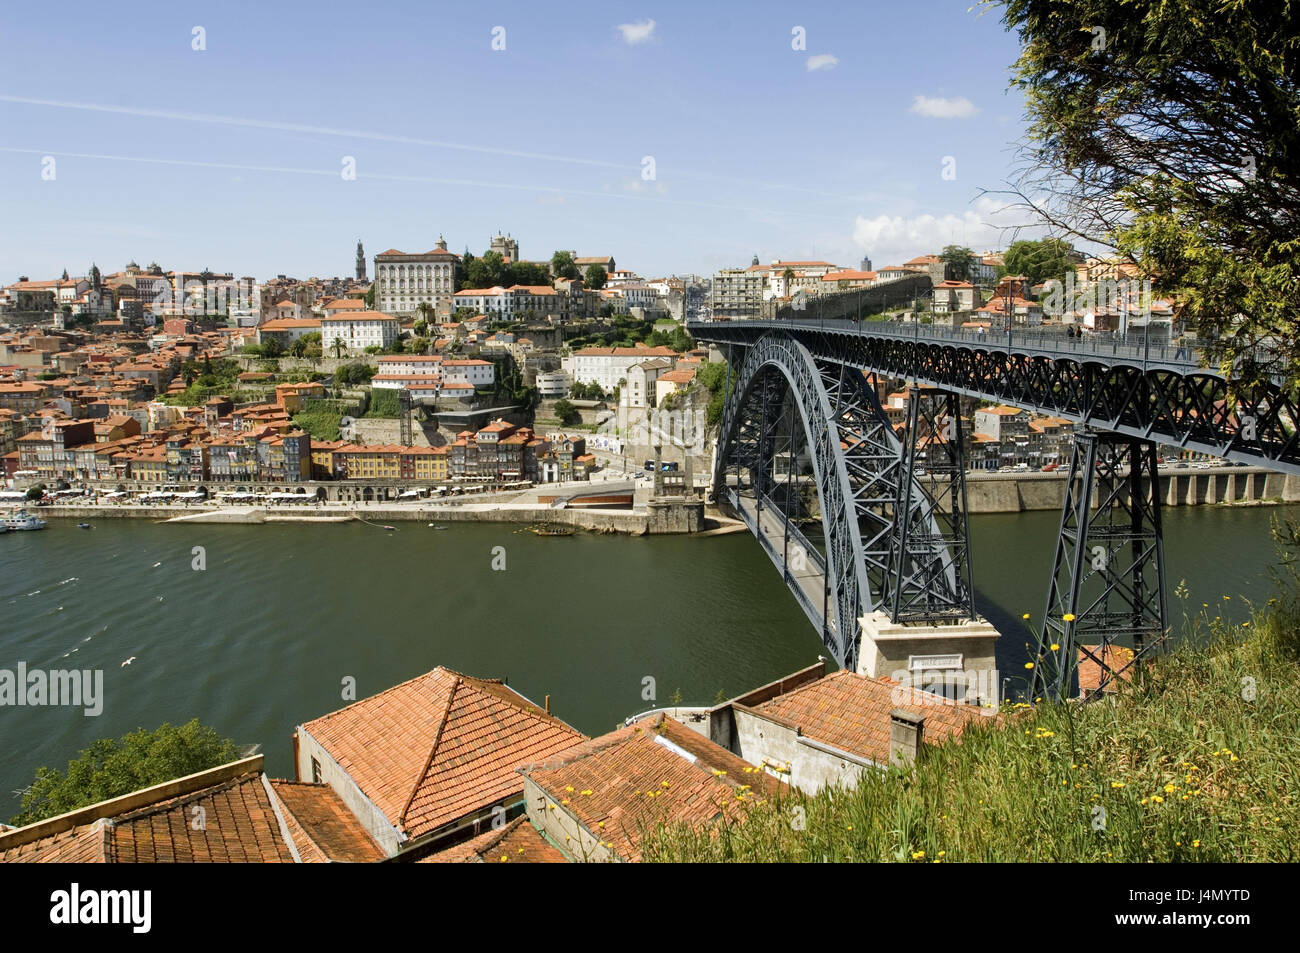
562, 345, 678, 393
376, 354, 443, 376
320, 311, 399, 351
374, 237, 459, 318
440, 359, 495, 388
536, 371, 570, 398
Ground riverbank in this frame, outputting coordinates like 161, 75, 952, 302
22, 465, 1298, 530
41, 502, 730, 535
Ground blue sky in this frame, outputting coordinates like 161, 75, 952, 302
0, 0, 1038, 283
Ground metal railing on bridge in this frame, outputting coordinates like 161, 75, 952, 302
690, 316, 1207, 373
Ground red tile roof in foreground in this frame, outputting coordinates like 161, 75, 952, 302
300, 667, 586, 840
418, 815, 567, 863
268, 781, 386, 863
0, 820, 111, 863
1077, 644, 1137, 699
519, 715, 777, 862
0, 768, 296, 864
110, 774, 295, 863
748, 670, 997, 765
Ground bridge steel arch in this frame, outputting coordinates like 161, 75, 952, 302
713, 332, 967, 670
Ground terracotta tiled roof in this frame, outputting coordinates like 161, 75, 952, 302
108, 773, 296, 862
519, 715, 775, 862
1077, 644, 1137, 698
0, 820, 110, 863
268, 781, 386, 863
417, 815, 567, 863
300, 667, 585, 840
749, 670, 995, 765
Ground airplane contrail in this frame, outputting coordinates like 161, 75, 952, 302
0, 93, 885, 205
0, 146, 846, 221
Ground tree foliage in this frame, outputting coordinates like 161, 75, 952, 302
12, 719, 240, 826
998, 0, 1300, 383
584, 264, 608, 290
940, 245, 977, 282
335, 362, 376, 386
551, 250, 580, 280
553, 398, 581, 425
1002, 238, 1074, 288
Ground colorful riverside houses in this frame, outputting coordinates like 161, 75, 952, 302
292, 666, 587, 858
0, 756, 385, 863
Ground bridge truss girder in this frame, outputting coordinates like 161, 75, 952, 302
713, 333, 972, 668
889, 386, 976, 623
1030, 431, 1169, 701
696, 325, 1300, 473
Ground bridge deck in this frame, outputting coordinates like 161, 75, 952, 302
690, 318, 1300, 475
729, 488, 838, 646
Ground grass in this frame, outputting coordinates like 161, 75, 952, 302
364, 388, 402, 418
292, 409, 342, 441
643, 583, 1300, 863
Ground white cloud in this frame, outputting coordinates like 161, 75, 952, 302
806, 53, 839, 71
851, 197, 1041, 265
617, 19, 656, 45
909, 95, 977, 119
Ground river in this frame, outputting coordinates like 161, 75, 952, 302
1, 504, 1293, 813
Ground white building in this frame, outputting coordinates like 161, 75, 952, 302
440, 359, 495, 388
562, 345, 679, 393
536, 371, 569, 398
452, 284, 560, 321
320, 311, 399, 352
376, 354, 443, 376
374, 237, 459, 318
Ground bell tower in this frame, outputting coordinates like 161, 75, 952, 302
355, 240, 366, 281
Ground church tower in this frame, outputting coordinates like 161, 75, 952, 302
355, 240, 366, 281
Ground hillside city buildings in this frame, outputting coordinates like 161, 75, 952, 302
1, 234, 1199, 506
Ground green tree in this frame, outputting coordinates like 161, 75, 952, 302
553, 398, 581, 425
336, 362, 377, 386
998, 0, 1300, 383
551, 250, 580, 280
364, 283, 376, 308
585, 264, 608, 290
1002, 238, 1074, 289
262, 337, 284, 358
940, 244, 977, 281
25, 482, 46, 501
12, 720, 240, 826
332, 336, 346, 359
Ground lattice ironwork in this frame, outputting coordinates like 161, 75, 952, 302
1029, 431, 1169, 701
694, 320, 1300, 474
712, 333, 966, 668
888, 386, 975, 623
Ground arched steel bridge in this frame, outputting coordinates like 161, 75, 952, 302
687, 316, 1299, 700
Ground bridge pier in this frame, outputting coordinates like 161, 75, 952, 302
856, 611, 1001, 705
1031, 431, 1168, 701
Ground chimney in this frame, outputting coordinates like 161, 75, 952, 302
544, 694, 551, 715
889, 709, 925, 769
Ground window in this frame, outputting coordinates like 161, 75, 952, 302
311, 757, 323, 783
